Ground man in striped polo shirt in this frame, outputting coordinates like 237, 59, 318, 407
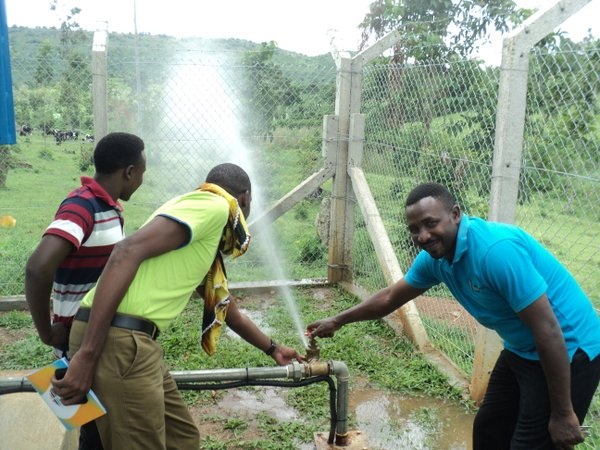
26, 131, 146, 359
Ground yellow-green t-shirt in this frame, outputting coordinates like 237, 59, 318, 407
81, 190, 229, 330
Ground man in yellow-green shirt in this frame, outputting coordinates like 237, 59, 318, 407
53, 163, 303, 450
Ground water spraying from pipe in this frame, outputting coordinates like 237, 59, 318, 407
258, 228, 309, 348
157, 49, 309, 348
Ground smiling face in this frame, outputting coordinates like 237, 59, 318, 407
405, 196, 461, 261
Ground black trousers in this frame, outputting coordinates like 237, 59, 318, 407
79, 420, 103, 449
473, 348, 600, 450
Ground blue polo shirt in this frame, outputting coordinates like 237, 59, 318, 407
405, 214, 600, 361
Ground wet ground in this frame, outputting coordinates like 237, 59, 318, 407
206, 306, 475, 449
350, 389, 473, 449
190, 383, 474, 450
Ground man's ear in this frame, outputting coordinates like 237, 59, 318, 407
451, 204, 461, 221
123, 164, 134, 180
237, 190, 249, 208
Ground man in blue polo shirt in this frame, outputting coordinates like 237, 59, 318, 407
307, 182, 600, 450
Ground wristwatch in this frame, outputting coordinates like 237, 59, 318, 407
264, 339, 277, 355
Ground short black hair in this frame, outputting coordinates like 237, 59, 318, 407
93, 132, 145, 174
405, 182, 456, 210
205, 163, 251, 196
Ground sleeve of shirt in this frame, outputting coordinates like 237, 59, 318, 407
404, 250, 441, 289
43, 197, 95, 249
157, 194, 229, 247
482, 239, 548, 312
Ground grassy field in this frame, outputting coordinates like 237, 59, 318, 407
3, 133, 598, 305
0, 132, 328, 293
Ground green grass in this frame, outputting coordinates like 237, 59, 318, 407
0, 132, 328, 293
0, 310, 33, 329
515, 195, 600, 307
156, 287, 461, 400
0, 311, 53, 369
1, 138, 92, 295
422, 317, 475, 375
5, 133, 597, 304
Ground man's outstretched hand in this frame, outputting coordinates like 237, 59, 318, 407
271, 345, 305, 365
306, 317, 340, 339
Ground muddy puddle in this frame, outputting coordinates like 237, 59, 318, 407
211, 384, 473, 450
349, 389, 473, 450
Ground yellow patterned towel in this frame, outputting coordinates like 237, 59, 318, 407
200, 253, 230, 355
199, 183, 251, 355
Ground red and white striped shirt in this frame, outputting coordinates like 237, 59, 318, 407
44, 176, 124, 327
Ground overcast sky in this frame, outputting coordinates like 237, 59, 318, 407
4, 0, 599, 60
4, 0, 374, 56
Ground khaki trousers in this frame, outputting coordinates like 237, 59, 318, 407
70, 320, 200, 450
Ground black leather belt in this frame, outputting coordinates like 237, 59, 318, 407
74, 308, 160, 340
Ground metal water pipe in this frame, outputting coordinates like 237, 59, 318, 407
0, 359, 351, 446
171, 358, 351, 446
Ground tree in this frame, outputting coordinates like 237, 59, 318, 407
359, 1, 526, 172
359, 1, 527, 200
359, 0, 526, 124
58, 52, 91, 129
520, 34, 600, 197
50, 1, 85, 58
359, 0, 526, 60
241, 42, 300, 141
33, 40, 55, 86
50, 2, 91, 131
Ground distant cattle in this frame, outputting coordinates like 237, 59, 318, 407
48, 129, 80, 144
19, 124, 32, 136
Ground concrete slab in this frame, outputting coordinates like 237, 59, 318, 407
0, 371, 78, 450
314, 430, 369, 449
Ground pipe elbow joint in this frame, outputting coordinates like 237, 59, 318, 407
330, 360, 350, 380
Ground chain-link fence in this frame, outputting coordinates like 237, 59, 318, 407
2, 17, 599, 383
118, 44, 337, 283
1, 32, 337, 298
355, 37, 599, 374
355, 57, 498, 373
1, 33, 95, 297
519, 41, 600, 301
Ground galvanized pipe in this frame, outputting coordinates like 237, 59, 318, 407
170, 360, 305, 383
0, 359, 351, 445
171, 359, 350, 443
0, 375, 33, 394
331, 360, 350, 445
